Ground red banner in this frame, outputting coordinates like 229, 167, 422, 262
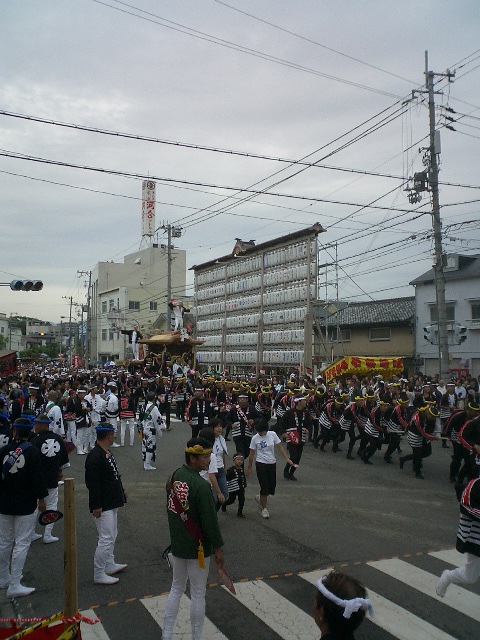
323, 356, 403, 382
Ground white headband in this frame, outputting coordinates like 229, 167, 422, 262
316, 578, 375, 620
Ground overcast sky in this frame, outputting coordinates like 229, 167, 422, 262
2, 0, 480, 324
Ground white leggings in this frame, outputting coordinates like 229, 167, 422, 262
444, 552, 480, 587
120, 418, 135, 445
162, 555, 211, 640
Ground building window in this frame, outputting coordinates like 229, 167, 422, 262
369, 327, 391, 341
109, 299, 115, 312
101, 301, 107, 314
150, 301, 158, 311
101, 329, 107, 341
330, 328, 351, 342
109, 329, 114, 341
0, 327, 4, 334
471, 302, 480, 322
430, 305, 455, 322
129, 301, 140, 310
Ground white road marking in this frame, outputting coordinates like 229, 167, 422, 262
141, 593, 228, 640
300, 568, 457, 640
225, 579, 318, 640
368, 557, 480, 623
80, 609, 110, 640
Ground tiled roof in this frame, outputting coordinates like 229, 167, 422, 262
325, 297, 415, 327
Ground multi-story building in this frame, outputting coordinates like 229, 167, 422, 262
411, 253, 480, 377
90, 244, 186, 362
191, 224, 326, 374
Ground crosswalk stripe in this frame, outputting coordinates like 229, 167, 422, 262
368, 557, 480, 622
225, 579, 318, 640
140, 593, 228, 639
299, 569, 456, 640
429, 548, 464, 567
80, 609, 110, 640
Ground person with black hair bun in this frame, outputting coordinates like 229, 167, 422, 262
312, 570, 374, 639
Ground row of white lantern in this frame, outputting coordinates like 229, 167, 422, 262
263, 242, 310, 268
263, 307, 306, 324
201, 328, 305, 348
202, 335, 223, 347
226, 255, 262, 277
226, 333, 258, 346
263, 329, 304, 343
263, 350, 303, 364
263, 285, 312, 306
196, 267, 225, 286
226, 313, 261, 328
226, 274, 262, 294
197, 349, 303, 365
198, 272, 315, 305
225, 351, 257, 364
197, 318, 224, 332
196, 301, 225, 316
223, 286, 314, 313
225, 294, 261, 312
196, 283, 225, 302
196, 351, 221, 363
263, 263, 314, 286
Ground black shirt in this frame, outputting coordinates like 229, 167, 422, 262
85, 443, 125, 512
0, 439, 48, 515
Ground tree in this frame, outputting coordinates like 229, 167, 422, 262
0, 335, 6, 350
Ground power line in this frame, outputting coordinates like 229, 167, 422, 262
92, 0, 402, 99
0, 148, 427, 213
0, 108, 410, 180
212, 0, 417, 84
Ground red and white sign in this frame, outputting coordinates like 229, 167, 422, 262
141, 180, 156, 237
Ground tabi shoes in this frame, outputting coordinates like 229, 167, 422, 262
105, 563, 128, 575
43, 535, 59, 544
144, 464, 156, 470
30, 532, 43, 542
94, 573, 119, 585
436, 570, 451, 597
261, 508, 270, 519
7, 583, 35, 598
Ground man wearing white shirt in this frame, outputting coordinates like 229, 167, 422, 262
85, 385, 106, 452
44, 391, 64, 437
104, 382, 120, 447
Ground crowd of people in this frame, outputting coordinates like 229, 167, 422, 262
0, 362, 479, 636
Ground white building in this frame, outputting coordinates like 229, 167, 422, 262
91, 244, 186, 363
191, 224, 325, 374
410, 253, 480, 377
0, 313, 22, 352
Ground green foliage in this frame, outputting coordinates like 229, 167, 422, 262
19, 343, 60, 359
0, 335, 6, 350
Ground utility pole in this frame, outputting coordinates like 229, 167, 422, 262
62, 295, 73, 365
425, 51, 454, 379
167, 223, 172, 330
161, 223, 183, 330
77, 270, 92, 365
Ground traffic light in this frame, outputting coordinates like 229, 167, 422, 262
453, 325, 467, 345
10, 280, 43, 291
423, 325, 437, 344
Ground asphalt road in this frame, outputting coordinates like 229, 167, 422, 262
0, 420, 475, 639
